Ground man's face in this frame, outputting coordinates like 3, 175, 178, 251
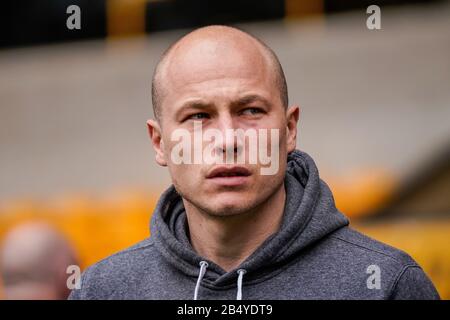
149, 36, 298, 216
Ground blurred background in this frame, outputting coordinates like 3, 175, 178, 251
0, 0, 449, 299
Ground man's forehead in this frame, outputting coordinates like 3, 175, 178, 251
161, 34, 272, 92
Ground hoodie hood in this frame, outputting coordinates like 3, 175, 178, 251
150, 150, 349, 291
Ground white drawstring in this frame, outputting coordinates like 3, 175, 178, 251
236, 269, 246, 300
194, 261, 208, 300
193, 262, 247, 300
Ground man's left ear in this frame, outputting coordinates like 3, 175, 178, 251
286, 105, 300, 153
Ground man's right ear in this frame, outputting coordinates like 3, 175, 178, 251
146, 119, 168, 167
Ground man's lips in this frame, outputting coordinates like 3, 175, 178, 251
206, 166, 251, 186
206, 166, 251, 178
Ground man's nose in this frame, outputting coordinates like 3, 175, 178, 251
214, 114, 243, 157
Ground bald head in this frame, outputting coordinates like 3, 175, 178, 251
151, 25, 288, 121
0, 222, 78, 299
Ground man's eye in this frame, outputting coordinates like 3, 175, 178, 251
241, 107, 264, 116
187, 113, 210, 120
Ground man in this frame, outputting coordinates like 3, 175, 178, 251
69, 25, 439, 299
1, 222, 78, 300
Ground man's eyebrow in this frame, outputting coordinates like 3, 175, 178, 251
233, 94, 271, 107
179, 99, 212, 110
174, 99, 212, 121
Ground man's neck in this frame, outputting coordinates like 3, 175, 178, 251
184, 184, 286, 272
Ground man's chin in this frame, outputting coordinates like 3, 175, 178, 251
204, 196, 256, 217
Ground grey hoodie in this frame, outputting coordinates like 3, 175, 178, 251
69, 150, 440, 300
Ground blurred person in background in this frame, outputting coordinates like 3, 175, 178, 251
69, 25, 440, 300
0, 222, 78, 300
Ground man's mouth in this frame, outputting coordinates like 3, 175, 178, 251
206, 166, 251, 186
207, 166, 251, 178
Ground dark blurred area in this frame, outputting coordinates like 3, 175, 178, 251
0, 0, 443, 48
0, 0, 106, 48
1, 0, 449, 299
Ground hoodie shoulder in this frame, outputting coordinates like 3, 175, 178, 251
327, 226, 439, 299
389, 265, 440, 299
330, 226, 417, 266
68, 237, 157, 300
